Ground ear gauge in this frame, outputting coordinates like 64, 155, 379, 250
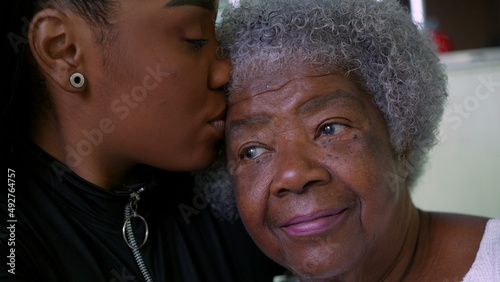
70, 72, 85, 88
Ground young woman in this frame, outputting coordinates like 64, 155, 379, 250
0, 0, 283, 280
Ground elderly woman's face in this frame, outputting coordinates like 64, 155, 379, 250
226, 70, 409, 279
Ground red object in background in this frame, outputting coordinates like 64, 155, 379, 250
429, 29, 454, 53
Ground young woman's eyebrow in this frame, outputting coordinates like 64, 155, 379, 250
164, 0, 215, 10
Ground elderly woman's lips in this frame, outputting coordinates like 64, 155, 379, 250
281, 208, 346, 236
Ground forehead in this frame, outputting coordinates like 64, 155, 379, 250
228, 67, 328, 106
228, 70, 365, 109
227, 72, 370, 132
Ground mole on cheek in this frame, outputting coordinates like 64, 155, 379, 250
352, 134, 358, 139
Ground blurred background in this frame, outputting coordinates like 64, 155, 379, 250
217, 0, 500, 218
412, 49, 500, 218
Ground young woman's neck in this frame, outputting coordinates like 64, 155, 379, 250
29, 106, 146, 190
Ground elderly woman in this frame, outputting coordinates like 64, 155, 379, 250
198, 0, 500, 280
0, 0, 284, 280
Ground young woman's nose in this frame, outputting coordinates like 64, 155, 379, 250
208, 50, 232, 90
270, 142, 331, 197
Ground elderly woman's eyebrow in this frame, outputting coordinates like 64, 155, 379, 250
164, 0, 215, 10
228, 115, 271, 135
298, 90, 359, 114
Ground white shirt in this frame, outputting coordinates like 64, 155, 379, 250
462, 217, 500, 282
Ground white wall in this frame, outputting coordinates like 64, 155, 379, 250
217, 0, 234, 22
412, 47, 500, 218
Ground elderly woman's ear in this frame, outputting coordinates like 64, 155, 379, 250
29, 8, 90, 93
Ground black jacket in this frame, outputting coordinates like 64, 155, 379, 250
0, 140, 284, 281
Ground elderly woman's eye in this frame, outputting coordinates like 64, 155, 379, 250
320, 123, 347, 136
241, 146, 267, 160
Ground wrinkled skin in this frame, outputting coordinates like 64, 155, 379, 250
225, 69, 487, 281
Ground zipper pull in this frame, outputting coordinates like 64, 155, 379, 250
122, 187, 149, 250
129, 191, 140, 217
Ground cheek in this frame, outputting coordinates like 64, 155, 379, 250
330, 134, 401, 229
231, 160, 280, 244
235, 197, 285, 269
330, 132, 396, 189
234, 184, 272, 255
318, 132, 399, 212
232, 163, 268, 218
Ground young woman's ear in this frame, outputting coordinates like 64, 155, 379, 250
29, 8, 89, 93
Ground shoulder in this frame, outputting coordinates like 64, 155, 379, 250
428, 212, 489, 227
413, 212, 488, 280
427, 212, 488, 247
462, 217, 500, 281
477, 217, 500, 257
427, 212, 488, 248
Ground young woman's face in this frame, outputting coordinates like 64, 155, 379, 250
226, 69, 410, 279
86, 0, 230, 171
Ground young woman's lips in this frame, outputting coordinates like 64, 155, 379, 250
209, 119, 225, 135
280, 208, 347, 236
209, 107, 227, 136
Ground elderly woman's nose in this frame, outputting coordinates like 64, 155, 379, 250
270, 144, 330, 197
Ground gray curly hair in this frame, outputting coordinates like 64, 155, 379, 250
195, 0, 447, 221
